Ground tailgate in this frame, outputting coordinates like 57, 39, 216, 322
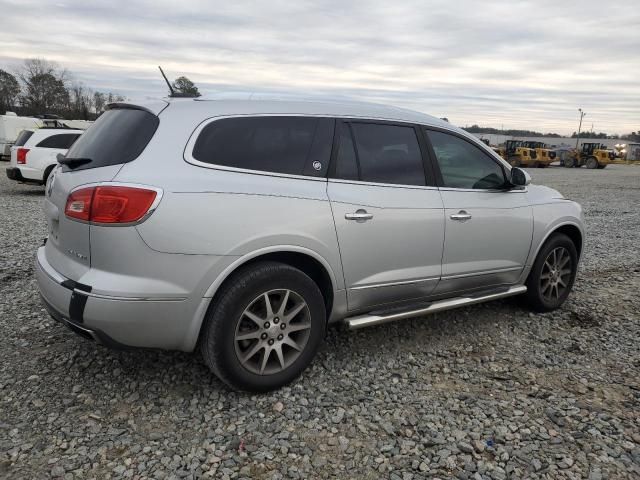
43, 164, 123, 280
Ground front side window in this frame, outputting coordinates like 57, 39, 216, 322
192, 116, 332, 177
427, 130, 506, 189
36, 133, 80, 149
349, 123, 426, 186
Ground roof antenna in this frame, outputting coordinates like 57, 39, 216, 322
158, 66, 175, 96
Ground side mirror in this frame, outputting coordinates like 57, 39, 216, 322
510, 167, 531, 188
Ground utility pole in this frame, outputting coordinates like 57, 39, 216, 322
575, 108, 586, 150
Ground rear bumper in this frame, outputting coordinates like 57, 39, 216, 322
35, 246, 196, 351
6, 167, 42, 184
39, 293, 133, 349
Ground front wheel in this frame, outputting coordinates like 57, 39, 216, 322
524, 233, 578, 312
200, 262, 326, 391
586, 157, 599, 169
564, 156, 576, 168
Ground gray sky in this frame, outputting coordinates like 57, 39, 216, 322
1, 0, 638, 134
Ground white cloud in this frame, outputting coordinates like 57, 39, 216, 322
0, 0, 638, 134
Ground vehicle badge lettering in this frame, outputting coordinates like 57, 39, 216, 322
312, 161, 322, 171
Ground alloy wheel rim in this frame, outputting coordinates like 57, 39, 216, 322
540, 247, 572, 302
234, 289, 311, 375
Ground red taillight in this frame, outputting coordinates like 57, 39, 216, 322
65, 187, 94, 221
17, 148, 29, 164
65, 186, 158, 224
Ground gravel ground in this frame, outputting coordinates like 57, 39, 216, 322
1, 164, 639, 480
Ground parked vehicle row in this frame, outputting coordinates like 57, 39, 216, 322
35, 96, 584, 391
6, 128, 84, 185
0, 113, 91, 161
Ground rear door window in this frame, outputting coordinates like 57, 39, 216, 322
63, 108, 159, 171
36, 133, 80, 149
341, 122, 426, 186
192, 116, 333, 177
333, 123, 359, 181
14, 130, 34, 147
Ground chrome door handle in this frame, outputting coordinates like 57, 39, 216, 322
345, 209, 373, 222
450, 210, 472, 221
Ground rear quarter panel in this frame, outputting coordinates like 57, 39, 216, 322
115, 103, 345, 293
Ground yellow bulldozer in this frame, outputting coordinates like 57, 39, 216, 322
563, 142, 615, 169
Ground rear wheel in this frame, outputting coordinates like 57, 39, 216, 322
586, 157, 599, 169
200, 262, 325, 391
564, 156, 576, 168
525, 233, 578, 312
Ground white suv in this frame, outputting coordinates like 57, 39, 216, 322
6, 128, 83, 185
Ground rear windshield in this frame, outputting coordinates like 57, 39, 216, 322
14, 130, 34, 147
63, 108, 159, 170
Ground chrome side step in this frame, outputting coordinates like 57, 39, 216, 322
345, 285, 527, 330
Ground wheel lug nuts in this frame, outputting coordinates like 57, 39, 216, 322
280, 323, 286, 329
277, 334, 284, 340
263, 322, 270, 328
261, 333, 267, 340
274, 317, 279, 324
268, 339, 275, 345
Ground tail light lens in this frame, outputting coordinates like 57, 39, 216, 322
17, 148, 29, 164
65, 185, 158, 224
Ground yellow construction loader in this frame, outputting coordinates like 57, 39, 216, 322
504, 140, 539, 167
522, 141, 555, 167
563, 143, 615, 169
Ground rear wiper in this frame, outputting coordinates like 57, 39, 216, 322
57, 154, 92, 168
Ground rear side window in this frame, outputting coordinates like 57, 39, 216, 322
192, 116, 333, 177
349, 123, 426, 186
64, 109, 159, 171
14, 130, 34, 147
36, 133, 80, 149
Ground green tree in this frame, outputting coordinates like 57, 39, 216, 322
0, 69, 20, 113
172, 76, 201, 96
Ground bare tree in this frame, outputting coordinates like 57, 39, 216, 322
93, 91, 106, 113
68, 83, 95, 119
0, 69, 20, 113
18, 58, 70, 114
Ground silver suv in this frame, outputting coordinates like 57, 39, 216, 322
36, 96, 584, 391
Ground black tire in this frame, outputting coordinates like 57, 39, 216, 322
524, 233, 578, 312
597, 164, 606, 169
586, 157, 598, 169
200, 261, 326, 392
564, 156, 575, 168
